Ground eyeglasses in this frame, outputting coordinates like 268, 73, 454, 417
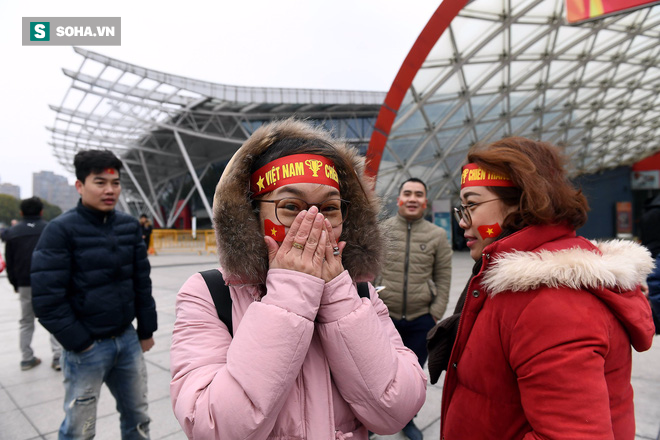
258, 197, 349, 227
453, 199, 501, 227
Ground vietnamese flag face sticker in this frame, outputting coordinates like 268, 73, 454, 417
477, 223, 502, 239
264, 219, 286, 242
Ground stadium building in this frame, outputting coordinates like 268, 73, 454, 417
50, 0, 659, 239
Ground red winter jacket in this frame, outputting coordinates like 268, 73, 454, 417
441, 224, 655, 440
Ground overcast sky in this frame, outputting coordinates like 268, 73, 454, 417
1, 0, 438, 198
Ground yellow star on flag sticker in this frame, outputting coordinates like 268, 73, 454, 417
486, 228, 494, 236
257, 176, 265, 191
271, 227, 278, 237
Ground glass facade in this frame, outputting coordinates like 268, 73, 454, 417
374, 0, 660, 207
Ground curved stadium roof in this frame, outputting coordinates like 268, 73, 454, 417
50, 1, 660, 223
367, 0, 660, 205
49, 47, 383, 226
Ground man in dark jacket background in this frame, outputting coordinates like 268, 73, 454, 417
640, 193, 660, 333
5, 196, 62, 371
31, 149, 157, 439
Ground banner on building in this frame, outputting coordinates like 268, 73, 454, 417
615, 201, 633, 239
566, 0, 660, 24
632, 170, 660, 190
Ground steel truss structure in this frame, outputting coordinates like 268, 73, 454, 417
50, 47, 383, 226
368, 0, 660, 206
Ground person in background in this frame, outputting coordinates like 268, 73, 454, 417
170, 119, 427, 439
4, 196, 62, 371
1, 219, 19, 242
376, 177, 452, 440
428, 137, 654, 439
640, 193, 660, 333
31, 149, 157, 439
139, 214, 153, 249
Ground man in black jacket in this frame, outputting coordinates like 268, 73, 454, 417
31, 150, 157, 439
5, 197, 62, 371
641, 194, 660, 333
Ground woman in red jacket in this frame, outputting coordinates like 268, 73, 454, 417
429, 137, 655, 439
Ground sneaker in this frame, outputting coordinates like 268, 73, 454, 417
402, 419, 423, 440
51, 358, 61, 371
20, 357, 41, 371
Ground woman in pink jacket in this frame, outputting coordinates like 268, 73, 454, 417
170, 119, 427, 439
428, 137, 655, 439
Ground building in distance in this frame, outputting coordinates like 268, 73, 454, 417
33, 171, 78, 212
0, 181, 21, 199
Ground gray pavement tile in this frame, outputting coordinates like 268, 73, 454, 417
152, 330, 174, 352
148, 396, 186, 439
0, 252, 658, 439
5, 376, 63, 408
145, 365, 173, 402
146, 350, 172, 372
0, 388, 17, 414
0, 355, 60, 388
632, 343, 659, 380
22, 399, 63, 437
0, 408, 39, 440
417, 382, 442, 431
632, 377, 660, 440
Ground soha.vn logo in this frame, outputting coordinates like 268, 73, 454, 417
30, 22, 50, 41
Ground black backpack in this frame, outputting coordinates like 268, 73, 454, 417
199, 269, 370, 337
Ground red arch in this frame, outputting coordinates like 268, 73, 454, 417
365, 0, 470, 179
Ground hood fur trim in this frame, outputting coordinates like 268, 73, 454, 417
213, 119, 384, 284
482, 239, 654, 295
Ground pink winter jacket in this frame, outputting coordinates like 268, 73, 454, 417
170, 268, 427, 440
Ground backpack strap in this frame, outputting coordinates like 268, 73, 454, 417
356, 282, 370, 299
199, 271, 370, 338
199, 269, 233, 337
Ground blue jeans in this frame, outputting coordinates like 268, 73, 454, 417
59, 326, 150, 440
391, 313, 436, 368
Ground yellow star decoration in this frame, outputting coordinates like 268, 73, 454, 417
271, 227, 278, 237
257, 176, 265, 191
486, 228, 494, 236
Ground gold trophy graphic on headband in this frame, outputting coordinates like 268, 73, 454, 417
305, 159, 323, 177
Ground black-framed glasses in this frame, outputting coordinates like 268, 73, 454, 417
258, 197, 349, 227
453, 199, 501, 227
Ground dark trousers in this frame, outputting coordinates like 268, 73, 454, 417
391, 313, 436, 368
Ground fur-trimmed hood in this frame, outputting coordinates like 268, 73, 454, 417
482, 239, 654, 295
213, 119, 384, 284
479, 225, 655, 351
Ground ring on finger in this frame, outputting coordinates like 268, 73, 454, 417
292, 242, 305, 250
333, 246, 340, 256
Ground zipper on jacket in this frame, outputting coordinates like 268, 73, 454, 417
402, 222, 412, 319
440, 255, 486, 435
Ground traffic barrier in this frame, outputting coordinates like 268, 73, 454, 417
151, 229, 216, 255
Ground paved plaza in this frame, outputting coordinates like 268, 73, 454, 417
0, 251, 658, 439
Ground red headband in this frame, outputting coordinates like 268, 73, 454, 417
250, 154, 340, 197
461, 163, 516, 188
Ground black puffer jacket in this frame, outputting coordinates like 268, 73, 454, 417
31, 201, 157, 352
641, 194, 660, 258
4, 216, 47, 290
